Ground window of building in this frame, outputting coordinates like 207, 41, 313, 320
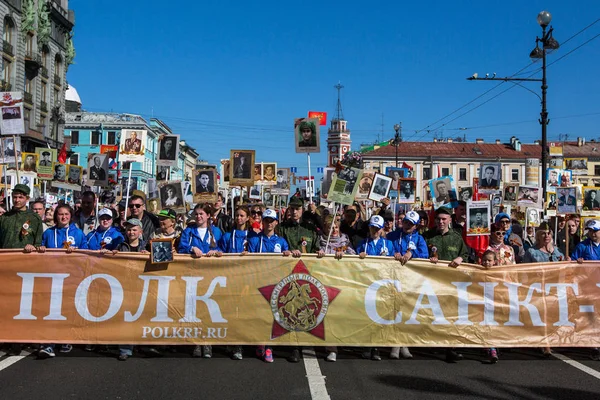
442, 167, 449, 177
25, 33, 34, 58
41, 46, 49, 68
107, 131, 116, 145
23, 108, 31, 132
91, 130, 101, 145
511, 169, 519, 181
41, 81, 47, 102
595, 165, 600, 176
459, 168, 467, 181
69, 153, 79, 165
71, 130, 79, 145
54, 55, 62, 84
423, 167, 431, 180
53, 88, 60, 104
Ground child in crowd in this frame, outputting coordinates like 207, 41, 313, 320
481, 250, 499, 363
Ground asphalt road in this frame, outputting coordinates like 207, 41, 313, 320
1, 346, 599, 399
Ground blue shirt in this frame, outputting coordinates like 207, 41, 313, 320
248, 233, 289, 253
41, 223, 87, 249
571, 238, 600, 261
85, 227, 125, 251
178, 225, 223, 254
356, 237, 394, 256
221, 229, 253, 253
388, 230, 429, 259
523, 247, 565, 263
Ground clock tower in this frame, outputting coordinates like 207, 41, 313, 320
327, 82, 352, 167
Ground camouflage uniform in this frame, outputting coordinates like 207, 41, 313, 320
0, 209, 43, 249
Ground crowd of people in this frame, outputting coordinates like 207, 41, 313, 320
0, 183, 598, 364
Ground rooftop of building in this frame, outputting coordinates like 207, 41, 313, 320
361, 137, 600, 160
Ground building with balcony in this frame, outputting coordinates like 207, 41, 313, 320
360, 137, 600, 202
0, 0, 75, 152
64, 107, 157, 195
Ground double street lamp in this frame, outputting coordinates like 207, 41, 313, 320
467, 10, 559, 202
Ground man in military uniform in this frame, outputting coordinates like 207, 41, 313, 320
423, 207, 469, 363
276, 196, 320, 363
0, 184, 43, 251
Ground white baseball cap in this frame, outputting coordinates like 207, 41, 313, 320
369, 215, 384, 229
262, 209, 278, 221
404, 210, 420, 225
586, 220, 600, 231
98, 208, 113, 219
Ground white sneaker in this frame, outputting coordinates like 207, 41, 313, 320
400, 347, 413, 359
389, 347, 400, 359
326, 352, 337, 362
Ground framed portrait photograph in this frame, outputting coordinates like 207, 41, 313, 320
546, 168, 561, 191
321, 168, 336, 200
459, 186, 473, 202
21, 152, 38, 173
119, 129, 147, 163
479, 163, 502, 191
121, 176, 138, 198
53, 163, 67, 182
1, 136, 21, 164
368, 173, 392, 202
261, 163, 277, 184
272, 168, 290, 194
87, 153, 109, 187
147, 178, 159, 200
193, 168, 218, 203
397, 178, 416, 203
157, 134, 180, 167
263, 188, 274, 207
550, 157, 563, 168
564, 158, 588, 171
517, 185, 540, 207
583, 187, 600, 211
7, 170, 35, 195
429, 176, 458, 209
67, 165, 83, 186
546, 192, 557, 211
525, 208, 542, 227
328, 166, 363, 206
356, 170, 375, 200
35, 147, 56, 180
158, 180, 185, 212
466, 200, 490, 236
249, 184, 261, 200
1, 102, 25, 135
503, 184, 518, 204
229, 149, 255, 187
385, 167, 409, 198
221, 159, 230, 183
559, 170, 573, 187
294, 117, 320, 154
150, 239, 174, 264
157, 165, 169, 181
557, 187, 577, 214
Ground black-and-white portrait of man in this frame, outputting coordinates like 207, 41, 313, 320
158, 135, 180, 167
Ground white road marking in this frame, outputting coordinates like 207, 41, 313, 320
553, 353, 600, 380
0, 350, 31, 372
302, 348, 331, 400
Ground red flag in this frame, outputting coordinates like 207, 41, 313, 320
308, 111, 327, 126
57, 142, 67, 164
402, 162, 413, 170
437, 165, 442, 177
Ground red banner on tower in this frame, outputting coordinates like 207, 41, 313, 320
308, 111, 327, 126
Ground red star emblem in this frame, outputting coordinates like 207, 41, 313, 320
259, 260, 340, 340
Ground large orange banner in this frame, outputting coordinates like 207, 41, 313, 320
1, 250, 599, 347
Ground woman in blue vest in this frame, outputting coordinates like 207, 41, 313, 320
37, 204, 86, 359
178, 203, 223, 359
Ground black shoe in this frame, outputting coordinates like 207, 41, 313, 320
118, 354, 129, 361
143, 347, 163, 358
371, 348, 382, 361
591, 348, 600, 361
445, 349, 463, 363
287, 349, 300, 363
9, 344, 22, 356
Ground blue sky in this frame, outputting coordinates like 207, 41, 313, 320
67, 1, 600, 178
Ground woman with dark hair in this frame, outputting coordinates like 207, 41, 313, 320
163, 184, 182, 207
37, 203, 86, 359
178, 202, 223, 359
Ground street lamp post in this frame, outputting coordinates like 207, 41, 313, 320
393, 123, 402, 168
467, 10, 559, 203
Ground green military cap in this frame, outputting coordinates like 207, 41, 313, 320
288, 197, 304, 208
13, 184, 30, 196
